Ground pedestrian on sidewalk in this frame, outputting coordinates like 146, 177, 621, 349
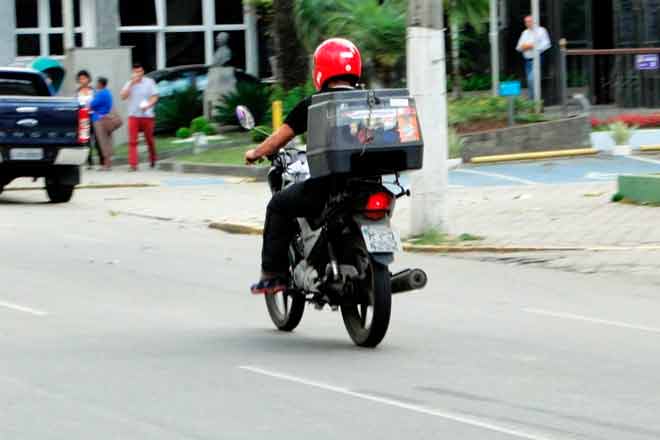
516, 15, 551, 100
90, 77, 119, 170
120, 63, 159, 171
76, 70, 103, 169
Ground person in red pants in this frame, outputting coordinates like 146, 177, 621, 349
120, 63, 160, 171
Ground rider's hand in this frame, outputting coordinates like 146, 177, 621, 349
245, 148, 261, 165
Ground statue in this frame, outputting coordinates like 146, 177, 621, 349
205, 32, 236, 120
213, 32, 232, 66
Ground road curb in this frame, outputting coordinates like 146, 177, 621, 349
5, 183, 158, 192
209, 221, 263, 235
208, 221, 660, 253
159, 161, 268, 181
470, 148, 598, 164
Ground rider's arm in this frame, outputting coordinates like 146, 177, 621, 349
245, 124, 296, 163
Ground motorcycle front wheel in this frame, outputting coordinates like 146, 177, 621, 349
341, 252, 392, 348
265, 245, 305, 332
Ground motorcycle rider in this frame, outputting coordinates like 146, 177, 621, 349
245, 38, 362, 294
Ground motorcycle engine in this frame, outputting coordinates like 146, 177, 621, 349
293, 260, 320, 292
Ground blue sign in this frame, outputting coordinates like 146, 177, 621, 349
499, 81, 522, 97
636, 54, 659, 71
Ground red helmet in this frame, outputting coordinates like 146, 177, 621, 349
312, 38, 362, 91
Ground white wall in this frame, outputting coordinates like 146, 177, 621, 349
64, 48, 133, 145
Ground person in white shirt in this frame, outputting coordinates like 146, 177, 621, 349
516, 15, 551, 100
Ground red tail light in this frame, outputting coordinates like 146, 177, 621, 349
78, 107, 90, 144
364, 192, 392, 220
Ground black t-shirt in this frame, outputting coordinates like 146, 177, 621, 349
283, 95, 312, 136
283, 86, 354, 136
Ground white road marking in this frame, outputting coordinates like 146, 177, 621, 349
524, 308, 660, 334
61, 233, 107, 244
0, 301, 48, 316
623, 155, 660, 166
239, 366, 558, 440
454, 169, 537, 185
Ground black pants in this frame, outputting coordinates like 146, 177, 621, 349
262, 177, 330, 274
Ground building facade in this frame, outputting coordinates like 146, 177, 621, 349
503, 0, 660, 106
2, 0, 259, 76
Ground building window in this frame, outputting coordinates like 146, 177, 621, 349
49, 0, 81, 28
120, 33, 158, 73
167, 0, 203, 26
119, 0, 157, 26
16, 0, 39, 28
216, 0, 244, 25
118, 0, 251, 71
17, 34, 41, 56
49, 33, 63, 55
166, 32, 205, 66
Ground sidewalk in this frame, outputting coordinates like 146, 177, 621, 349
12, 167, 658, 250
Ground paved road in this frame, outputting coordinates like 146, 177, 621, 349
450, 154, 660, 187
2, 188, 660, 439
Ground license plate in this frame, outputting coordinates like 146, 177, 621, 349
10, 148, 43, 161
361, 225, 401, 253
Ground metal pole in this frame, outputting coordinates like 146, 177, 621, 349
490, 0, 500, 96
62, 0, 75, 51
531, 0, 542, 110
559, 38, 568, 116
407, 0, 449, 235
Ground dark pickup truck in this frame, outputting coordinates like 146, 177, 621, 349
0, 68, 90, 203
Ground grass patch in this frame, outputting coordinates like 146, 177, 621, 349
408, 230, 484, 246
114, 136, 193, 158
177, 144, 264, 166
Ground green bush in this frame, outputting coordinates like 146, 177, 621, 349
176, 127, 192, 139
215, 82, 272, 127
190, 116, 209, 133
448, 96, 537, 126
611, 192, 624, 203
252, 125, 273, 143
203, 124, 218, 136
156, 85, 203, 134
269, 81, 316, 120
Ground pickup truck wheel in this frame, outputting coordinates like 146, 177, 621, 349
46, 183, 74, 203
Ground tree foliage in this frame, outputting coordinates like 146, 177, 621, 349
294, 0, 407, 87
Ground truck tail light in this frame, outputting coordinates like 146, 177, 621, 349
78, 107, 90, 144
364, 192, 392, 220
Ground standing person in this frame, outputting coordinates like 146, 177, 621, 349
76, 70, 102, 168
516, 15, 551, 100
90, 77, 115, 170
120, 63, 159, 171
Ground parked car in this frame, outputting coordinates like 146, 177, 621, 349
146, 65, 260, 133
0, 68, 89, 203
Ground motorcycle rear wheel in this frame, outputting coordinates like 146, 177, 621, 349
341, 254, 392, 348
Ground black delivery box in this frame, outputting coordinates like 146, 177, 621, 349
306, 89, 424, 178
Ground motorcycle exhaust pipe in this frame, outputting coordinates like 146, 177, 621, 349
391, 269, 428, 295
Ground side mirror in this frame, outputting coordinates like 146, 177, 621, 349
236, 105, 256, 130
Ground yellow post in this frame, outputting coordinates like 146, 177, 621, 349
272, 100, 283, 130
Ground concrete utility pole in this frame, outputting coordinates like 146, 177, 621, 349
407, 0, 449, 235
490, 0, 500, 96
62, 0, 75, 51
531, 0, 542, 108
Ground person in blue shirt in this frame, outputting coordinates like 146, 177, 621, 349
89, 77, 115, 170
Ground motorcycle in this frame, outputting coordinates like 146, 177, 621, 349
236, 105, 427, 348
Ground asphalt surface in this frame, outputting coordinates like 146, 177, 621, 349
2, 187, 660, 440
450, 154, 660, 187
